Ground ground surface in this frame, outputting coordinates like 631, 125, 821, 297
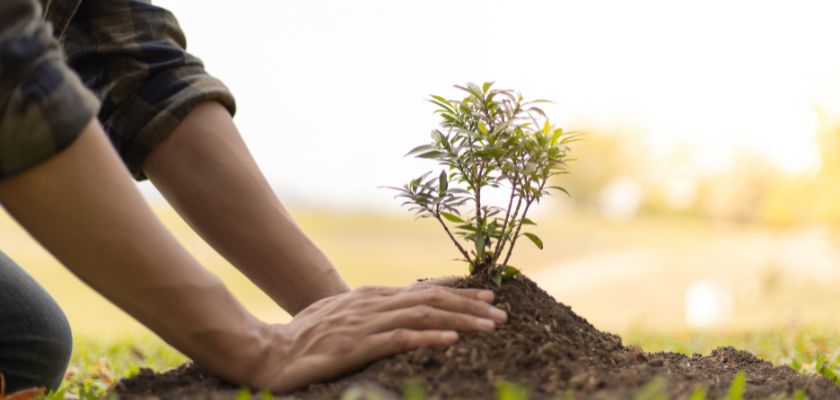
110, 276, 840, 399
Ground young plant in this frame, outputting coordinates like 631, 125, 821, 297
389, 82, 577, 284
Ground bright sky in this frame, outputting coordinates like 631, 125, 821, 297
150, 0, 840, 210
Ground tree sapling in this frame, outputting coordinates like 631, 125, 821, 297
389, 82, 577, 285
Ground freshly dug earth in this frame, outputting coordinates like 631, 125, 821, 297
114, 275, 840, 399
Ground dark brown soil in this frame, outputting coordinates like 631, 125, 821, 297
114, 275, 840, 399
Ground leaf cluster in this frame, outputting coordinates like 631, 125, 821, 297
390, 82, 577, 283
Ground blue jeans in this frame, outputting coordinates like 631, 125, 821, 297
0, 251, 72, 392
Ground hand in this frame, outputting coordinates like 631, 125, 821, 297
248, 284, 507, 392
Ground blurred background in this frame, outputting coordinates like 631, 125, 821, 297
7, 0, 840, 356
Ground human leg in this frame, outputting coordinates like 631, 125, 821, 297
0, 252, 72, 392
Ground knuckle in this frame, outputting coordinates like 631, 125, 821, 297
413, 305, 434, 320
391, 329, 413, 348
357, 285, 376, 293
424, 287, 447, 302
342, 314, 364, 327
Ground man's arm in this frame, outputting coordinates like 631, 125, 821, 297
0, 120, 508, 391
142, 101, 348, 314
0, 120, 267, 381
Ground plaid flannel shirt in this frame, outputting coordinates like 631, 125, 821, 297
0, 0, 236, 180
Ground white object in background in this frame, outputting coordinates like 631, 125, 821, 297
598, 176, 642, 222
684, 280, 733, 329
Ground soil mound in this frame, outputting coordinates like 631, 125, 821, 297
114, 276, 840, 399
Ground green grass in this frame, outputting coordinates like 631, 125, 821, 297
56, 336, 186, 399
53, 328, 840, 399
624, 327, 840, 378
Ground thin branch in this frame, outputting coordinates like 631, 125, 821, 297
497, 190, 524, 266
501, 198, 532, 268
434, 211, 473, 265
474, 165, 485, 262
501, 178, 547, 267
491, 181, 518, 266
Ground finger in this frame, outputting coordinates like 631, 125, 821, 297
376, 286, 507, 323
266, 329, 455, 393
364, 306, 497, 334
361, 329, 459, 360
408, 283, 496, 303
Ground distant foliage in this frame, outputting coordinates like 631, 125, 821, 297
389, 82, 576, 283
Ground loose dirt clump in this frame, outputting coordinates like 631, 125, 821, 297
114, 275, 840, 399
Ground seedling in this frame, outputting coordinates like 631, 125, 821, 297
390, 82, 576, 284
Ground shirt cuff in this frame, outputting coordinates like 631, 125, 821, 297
0, 14, 100, 180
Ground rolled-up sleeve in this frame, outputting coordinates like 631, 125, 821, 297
0, 0, 100, 180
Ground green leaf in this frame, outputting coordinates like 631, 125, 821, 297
502, 265, 521, 278
439, 170, 448, 192
430, 94, 450, 104
441, 211, 464, 223
687, 386, 707, 400
491, 271, 502, 286
404, 144, 434, 157
466, 82, 483, 97
551, 128, 563, 145
818, 362, 840, 384
633, 376, 667, 400
478, 121, 488, 135
235, 388, 252, 400
495, 380, 527, 400
456, 223, 477, 232
522, 232, 543, 250
792, 389, 807, 400
482, 81, 494, 94
404, 381, 428, 400
549, 186, 571, 197
429, 100, 454, 113
726, 371, 746, 400
521, 218, 537, 225
417, 151, 444, 159
560, 134, 584, 144
790, 357, 802, 371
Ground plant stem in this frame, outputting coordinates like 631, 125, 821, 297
474, 166, 484, 262
501, 178, 547, 267
498, 191, 524, 267
491, 181, 518, 266
434, 212, 473, 265
501, 199, 532, 268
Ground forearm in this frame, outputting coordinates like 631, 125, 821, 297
143, 102, 349, 315
0, 121, 266, 383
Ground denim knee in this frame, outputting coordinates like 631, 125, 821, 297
0, 252, 73, 392
30, 306, 74, 391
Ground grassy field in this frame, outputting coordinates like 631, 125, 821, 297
3, 201, 840, 397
